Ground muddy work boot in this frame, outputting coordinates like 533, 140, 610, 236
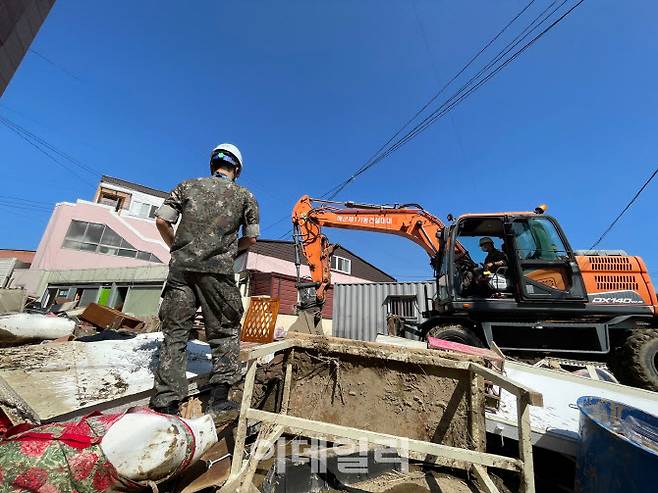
151, 401, 180, 416
206, 383, 240, 424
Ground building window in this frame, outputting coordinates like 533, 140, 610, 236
62, 220, 162, 263
330, 255, 352, 274
130, 201, 150, 218
96, 187, 131, 212
98, 192, 125, 211
386, 295, 417, 319
130, 201, 160, 219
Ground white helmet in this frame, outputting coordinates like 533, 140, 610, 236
210, 143, 243, 177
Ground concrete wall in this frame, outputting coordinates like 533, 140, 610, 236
31, 200, 170, 271
10, 268, 44, 295
0, 0, 56, 96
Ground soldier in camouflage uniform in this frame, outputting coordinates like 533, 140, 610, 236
149, 143, 259, 417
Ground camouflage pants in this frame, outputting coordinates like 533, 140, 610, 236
150, 270, 244, 408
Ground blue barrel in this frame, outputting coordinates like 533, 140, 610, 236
576, 396, 658, 493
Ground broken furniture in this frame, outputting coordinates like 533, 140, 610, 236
0, 334, 289, 429
224, 333, 543, 493
376, 332, 658, 459
80, 302, 145, 331
427, 335, 505, 411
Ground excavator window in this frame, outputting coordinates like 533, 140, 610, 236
511, 217, 575, 295
511, 217, 569, 261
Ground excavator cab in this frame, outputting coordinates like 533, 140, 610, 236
438, 212, 588, 308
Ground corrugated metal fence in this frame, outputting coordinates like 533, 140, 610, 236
333, 281, 436, 341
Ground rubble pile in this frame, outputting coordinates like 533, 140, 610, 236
1, 298, 657, 493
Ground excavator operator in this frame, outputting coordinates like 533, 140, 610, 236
457, 237, 508, 297
480, 237, 508, 273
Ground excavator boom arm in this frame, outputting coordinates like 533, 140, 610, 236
292, 195, 448, 304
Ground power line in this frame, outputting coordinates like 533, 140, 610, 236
0, 115, 101, 177
262, 0, 543, 236
260, 216, 292, 235
320, 0, 540, 200
29, 49, 82, 82
0, 195, 52, 206
262, 0, 585, 238
326, 0, 582, 200
0, 115, 100, 186
589, 167, 658, 249
0, 200, 51, 212
0, 203, 50, 219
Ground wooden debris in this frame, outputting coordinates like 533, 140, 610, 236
80, 303, 145, 331
226, 335, 542, 493
180, 397, 203, 419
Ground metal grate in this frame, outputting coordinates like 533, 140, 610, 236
587, 256, 632, 271
241, 297, 281, 343
594, 274, 639, 292
386, 296, 417, 319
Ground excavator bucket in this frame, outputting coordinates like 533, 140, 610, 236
289, 307, 324, 335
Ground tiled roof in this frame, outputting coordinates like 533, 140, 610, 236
0, 249, 36, 264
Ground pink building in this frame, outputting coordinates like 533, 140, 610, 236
32, 176, 170, 271
15, 176, 394, 325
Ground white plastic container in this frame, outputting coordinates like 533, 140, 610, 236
101, 412, 218, 482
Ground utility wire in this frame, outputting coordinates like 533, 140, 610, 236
264, 0, 585, 238
319, 0, 539, 200
0, 200, 51, 212
0, 115, 99, 186
0, 115, 101, 177
0, 195, 52, 206
30, 49, 82, 82
326, 0, 580, 200
263, 0, 543, 237
0, 203, 50, 219
589, 167, 658, 250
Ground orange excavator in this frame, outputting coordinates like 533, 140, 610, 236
291, 195, 658, 391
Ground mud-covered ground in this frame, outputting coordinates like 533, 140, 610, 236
287, 348, 485, 451
329, 470, 481, 492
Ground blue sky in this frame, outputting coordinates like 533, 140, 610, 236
1, 1, 656, 280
